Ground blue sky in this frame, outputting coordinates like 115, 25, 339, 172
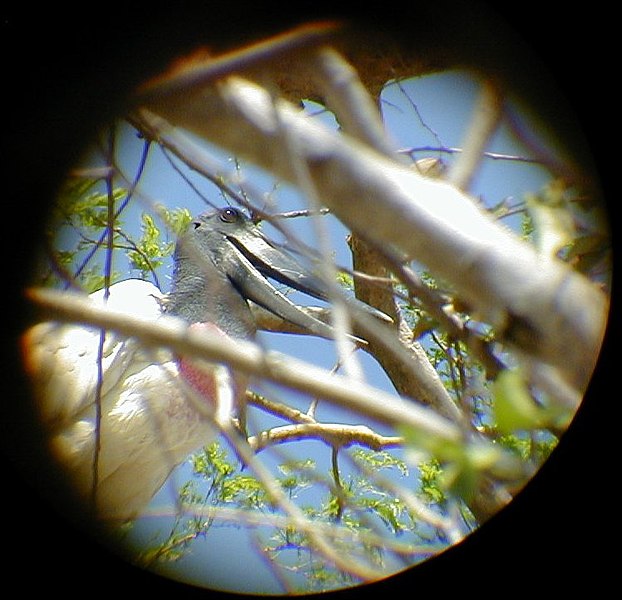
61, 69, 555, 594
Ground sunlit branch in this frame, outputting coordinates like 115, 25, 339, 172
246, 390, 317, 424
26, 287, 466, 446
272, 207, 331, 219
272, 80, 365, 383
447, 79, 504, 191
248, 422, 402, 453
307, 48, 466, 424
139, 78, 607, 394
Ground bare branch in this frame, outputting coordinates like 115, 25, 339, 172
246, 390, 317, 424
447, 79, 504, 191
399, 145, 541, 164
307, 48, 464, 423
310, 46, 399, 158
139, 78, 608, 393
248, 422, 402, 453
25, 287, 465, 446
136, 22, 341, 100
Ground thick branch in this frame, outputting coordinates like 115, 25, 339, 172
139, 79, 608, 393
26, 287, 462, 446
288, 49, 463, 422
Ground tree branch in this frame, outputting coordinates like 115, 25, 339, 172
447, 79, 504, 191
138, 77, 608, 394
291, 48, 464, 422
399, 145, 541, 164
25, 287, 464, 446
246, 390, 317, 424
248, 422, 402, 453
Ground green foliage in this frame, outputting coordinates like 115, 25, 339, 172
524, 179, 611, 283
127, 207, 192, 278
520, 208, 535, 239
127, 213, 168, 276
352, 448, 409, 476
141, 444, 438, 592
402, 420, 512, 504
493, 368, 544, 433
54, 178, 127, 230
497, 432, 557, 463
161, 204, 193, 236
418, 459, 445, 504
492, 368, 571, 434
336, 271, 354, 289
525, 179, 575, 256
348, 449, 410, 535
41, 178, 192, 291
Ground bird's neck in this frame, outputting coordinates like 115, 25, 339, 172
167, 255, 256, 340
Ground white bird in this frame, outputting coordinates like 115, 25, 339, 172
23, 207, 376, 521
24, 279, 217, 520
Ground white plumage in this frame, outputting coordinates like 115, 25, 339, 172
24, 279, 219, 521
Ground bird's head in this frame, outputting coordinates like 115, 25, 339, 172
169, 206, 390, 341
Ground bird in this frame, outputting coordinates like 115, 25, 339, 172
22, 206, 387, 522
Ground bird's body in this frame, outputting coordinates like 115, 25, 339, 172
24, 207, 389, 521
24, 279, 221, 520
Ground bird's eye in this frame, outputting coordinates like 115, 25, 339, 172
192, 221, 201, 229
220, 207, 239, 223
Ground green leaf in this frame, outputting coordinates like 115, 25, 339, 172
160, 205, 193, 236
336, 271, 354, 290
525, 179, 575, 257
411, 313, 438, 339
418, 459, 445, 504
352, 449, 408, 476
221, 474, 268, 508
127, 211, 182, 276
402, 422, 514, 503
493, 368, 544, 434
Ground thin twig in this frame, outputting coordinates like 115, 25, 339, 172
399, 145, 541, 164
392, 79, 444, 147
92, 129, 117, 512
331, 446, 344, 521
71, 136, 151, 284
246, 390, 317, 424
272, 208, 331, 219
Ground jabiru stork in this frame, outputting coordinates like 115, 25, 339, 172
23, 206, 385, 521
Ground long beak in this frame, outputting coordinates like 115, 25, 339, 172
221, 223, 391, 341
